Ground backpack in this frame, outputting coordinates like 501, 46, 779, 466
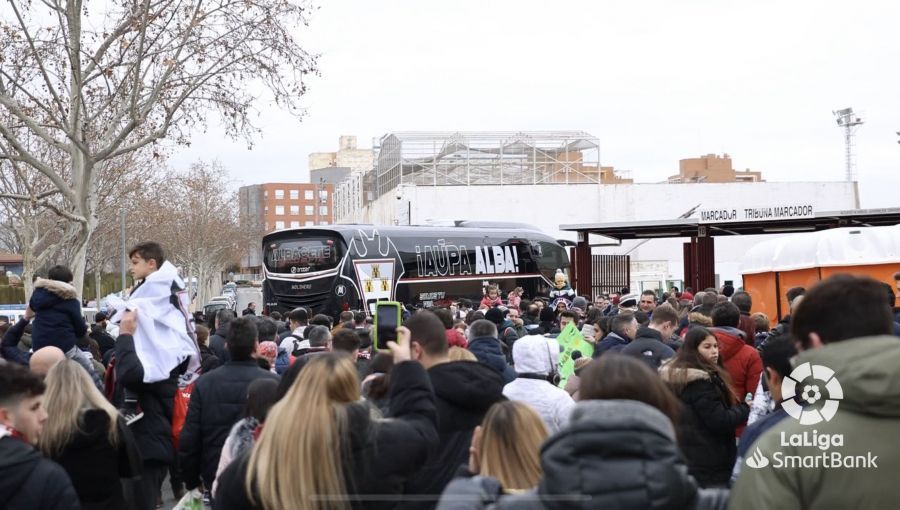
172, 380, 196, 451
287, 334, 304, 356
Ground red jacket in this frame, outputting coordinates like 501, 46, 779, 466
713, 327, 762, 436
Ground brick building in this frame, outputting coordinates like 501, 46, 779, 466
668, 154, 763, 183
238, 182, 334, 271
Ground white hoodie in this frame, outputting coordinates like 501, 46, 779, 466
502, 335, 575, 434
108, 261, 200, 383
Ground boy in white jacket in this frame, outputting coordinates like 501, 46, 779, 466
109, 242, 200, 424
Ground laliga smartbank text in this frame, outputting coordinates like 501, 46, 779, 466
773, 430, 877, 468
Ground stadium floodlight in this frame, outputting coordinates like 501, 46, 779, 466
832, 107, 864, 182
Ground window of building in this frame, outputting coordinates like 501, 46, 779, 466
318, 190, 328, 202
304, 190, 313, 200
319, 206, 328, 216
264, 190, 268, 198
290, 220, 300, 228
305, 220, 314, 226
290, 205, 300, 215
290, 189, 299, 200
275, 221, 284, 229
275, 189, 284, 199
275, 205, 284, 216
319, 221, 327, 226
264, 222, 269, 230
305, 205, 314, 215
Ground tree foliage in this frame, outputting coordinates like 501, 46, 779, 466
0, 0, 317, 295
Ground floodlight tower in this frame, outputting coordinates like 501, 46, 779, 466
832, 107, 864, 182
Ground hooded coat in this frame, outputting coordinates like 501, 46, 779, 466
48, 410, 142, 510
659, 365, 749, 488
468, 337, 517, 384
503, 336, 574, 434
729, 335, 900, 510
712, 327, 761, 436
593, 332, 629, 357
0, 435, 80, 510
620, 326, 676, 370
179, 360, 279, 490
437, 400, 729, 510
214, 361, 438, 510
401, 360, 506, 509
29, 278, 87, 353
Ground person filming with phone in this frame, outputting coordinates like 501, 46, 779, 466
214, 322, 438, 510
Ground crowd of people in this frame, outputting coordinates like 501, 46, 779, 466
1, 244, 899, 509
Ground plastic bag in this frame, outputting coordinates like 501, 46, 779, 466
172, 488, 203, 510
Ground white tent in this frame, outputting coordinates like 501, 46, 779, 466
741, 225, 900, 275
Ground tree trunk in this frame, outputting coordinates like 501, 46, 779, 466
95, 270, 102, 305
22, 261, 35, 303
69, 218, 97, 299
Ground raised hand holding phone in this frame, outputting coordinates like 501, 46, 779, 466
386, 325, 412, 364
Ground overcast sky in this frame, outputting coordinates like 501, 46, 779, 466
170, 0, 900, 208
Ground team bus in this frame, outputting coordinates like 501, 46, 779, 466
261, 222, 570, 316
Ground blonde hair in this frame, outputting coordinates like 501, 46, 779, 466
40, 360, 119, 456
246, 353, 360, 510
448, 346, 477, 362
478, 401, 547, 491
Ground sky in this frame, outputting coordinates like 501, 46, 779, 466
170, 0, 900, 208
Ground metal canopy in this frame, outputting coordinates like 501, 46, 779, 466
561, 207, 900, 240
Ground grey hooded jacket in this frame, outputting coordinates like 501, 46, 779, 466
437, 399, 729, 510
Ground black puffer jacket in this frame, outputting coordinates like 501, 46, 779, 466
89, 325, 117, 359
659, 366, 749, 488
401, 361, 506, 509
49, 410, 141, 510
214, 361, 438, 510
179, 360, 279, 490
437, 400, 728, 510
114, 334, 180, 464
0, 436, 80, 510
620, 327, 676, 370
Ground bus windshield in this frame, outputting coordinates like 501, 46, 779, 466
264, 235, 343, 274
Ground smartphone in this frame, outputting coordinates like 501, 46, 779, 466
373, 301, 402, 351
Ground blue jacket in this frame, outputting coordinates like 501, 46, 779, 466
467, 337, 516, 384
593, 332, 629, 358
28, 278, 87, 353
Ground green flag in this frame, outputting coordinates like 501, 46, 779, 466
554, 322, 594, 388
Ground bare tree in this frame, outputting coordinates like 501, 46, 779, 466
0, 0, 317, 294
137, 160, 241, 307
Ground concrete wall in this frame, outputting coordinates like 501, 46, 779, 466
311, 166, 352, 186
308, 136, 375, 176
343, 181, 859, 286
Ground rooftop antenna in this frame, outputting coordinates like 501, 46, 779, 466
832, 107, 864, 182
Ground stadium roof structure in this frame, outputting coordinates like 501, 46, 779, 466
561, 207, 900, 241
562, 207, 900, 296
368, 131, 620, 200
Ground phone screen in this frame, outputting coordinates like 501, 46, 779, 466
375, 302, 400, 350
